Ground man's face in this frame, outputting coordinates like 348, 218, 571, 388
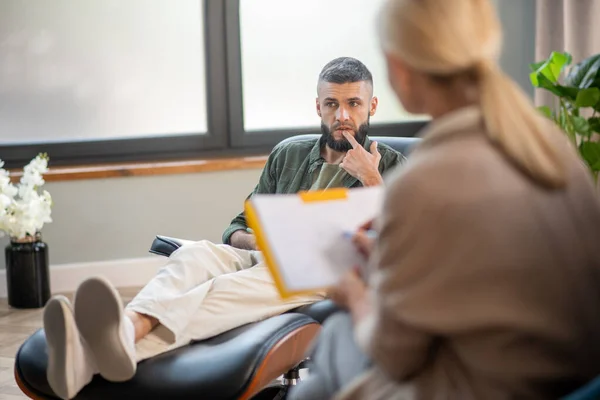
316, 81, 378, 152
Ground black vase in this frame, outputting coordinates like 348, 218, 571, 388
5, 233, 51, 309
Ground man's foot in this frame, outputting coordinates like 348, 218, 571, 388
44, 295, 97, 399
74, 276, 137, 382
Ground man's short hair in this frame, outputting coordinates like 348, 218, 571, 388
318, 57, 373, 88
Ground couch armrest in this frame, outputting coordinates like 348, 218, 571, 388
149, 235, 195, 257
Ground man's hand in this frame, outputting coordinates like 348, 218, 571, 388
230, 229, 258, 251
339, 131, 383, 187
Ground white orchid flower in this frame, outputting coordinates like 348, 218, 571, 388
0, 154, 53, 239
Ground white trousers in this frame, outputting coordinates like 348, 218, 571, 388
126, 240, 325, 361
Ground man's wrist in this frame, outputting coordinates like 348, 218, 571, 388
230, 229, 256, 250
360, 170, 383, 187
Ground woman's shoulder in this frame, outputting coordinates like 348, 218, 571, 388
384, 131, 525, 206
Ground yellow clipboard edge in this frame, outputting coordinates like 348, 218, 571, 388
298, 187, 348, 203
245, 199, 334, 299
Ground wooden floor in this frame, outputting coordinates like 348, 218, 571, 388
0, 287, 140, 400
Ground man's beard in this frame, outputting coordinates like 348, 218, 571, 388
320, 118, 370, 152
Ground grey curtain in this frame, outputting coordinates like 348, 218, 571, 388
535, 0, 600, 106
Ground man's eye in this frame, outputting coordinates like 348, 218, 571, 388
350, 101, 359, 107
326, 102, 337, 107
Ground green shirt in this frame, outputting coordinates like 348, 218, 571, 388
222, 136, 406, 244
310, 163, 348, 190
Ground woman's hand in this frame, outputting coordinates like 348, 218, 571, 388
328, 269, 372, 323
329, 219, 376, 308
328, 269, 368, 309
328, 219, 377, 319
352, 219, 376, 259
352, 230, 376, 259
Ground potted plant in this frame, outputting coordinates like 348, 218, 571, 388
0, 154, 53, 308
529, 51, 600, 182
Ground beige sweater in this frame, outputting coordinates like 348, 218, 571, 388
341, 107, 600, 400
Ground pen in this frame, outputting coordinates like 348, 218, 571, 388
342, 230, 378, 239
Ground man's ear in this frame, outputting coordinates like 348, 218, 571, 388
370, 96, 379, 116
316, 97, 322, 117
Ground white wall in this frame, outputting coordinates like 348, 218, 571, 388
0, 169, 262, 270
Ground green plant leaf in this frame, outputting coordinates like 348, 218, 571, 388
559, 106, 567, 129
579, 142, 600, 171
547, 51, 572, 81
530, 52, 567, 85
589, 117, 600, 133
558, 105, 577, 145
537, 105, 553, 119
575, 87, 600, 107
572, 116, 591, 137
559, 86, 580, 102
530, 69, 558, 88
529, 71, 545, 88
565, 54, 600, 88
530, 72, 579, 101
529, 61, 546, 72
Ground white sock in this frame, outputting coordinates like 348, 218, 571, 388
123, 316, 136, 354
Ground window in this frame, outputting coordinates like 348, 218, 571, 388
0, 0, 207, 144
238, 0, 419, 132
1, 0, 423, 169
228, 0, 427, 148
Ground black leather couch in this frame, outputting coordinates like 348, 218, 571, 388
14, 134, 421, 400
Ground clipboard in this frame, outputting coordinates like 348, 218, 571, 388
245, 186, 384, 298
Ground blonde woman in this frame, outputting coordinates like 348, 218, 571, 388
290, 0, 600, 399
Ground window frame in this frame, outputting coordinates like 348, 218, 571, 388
1, 0, 425, 169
